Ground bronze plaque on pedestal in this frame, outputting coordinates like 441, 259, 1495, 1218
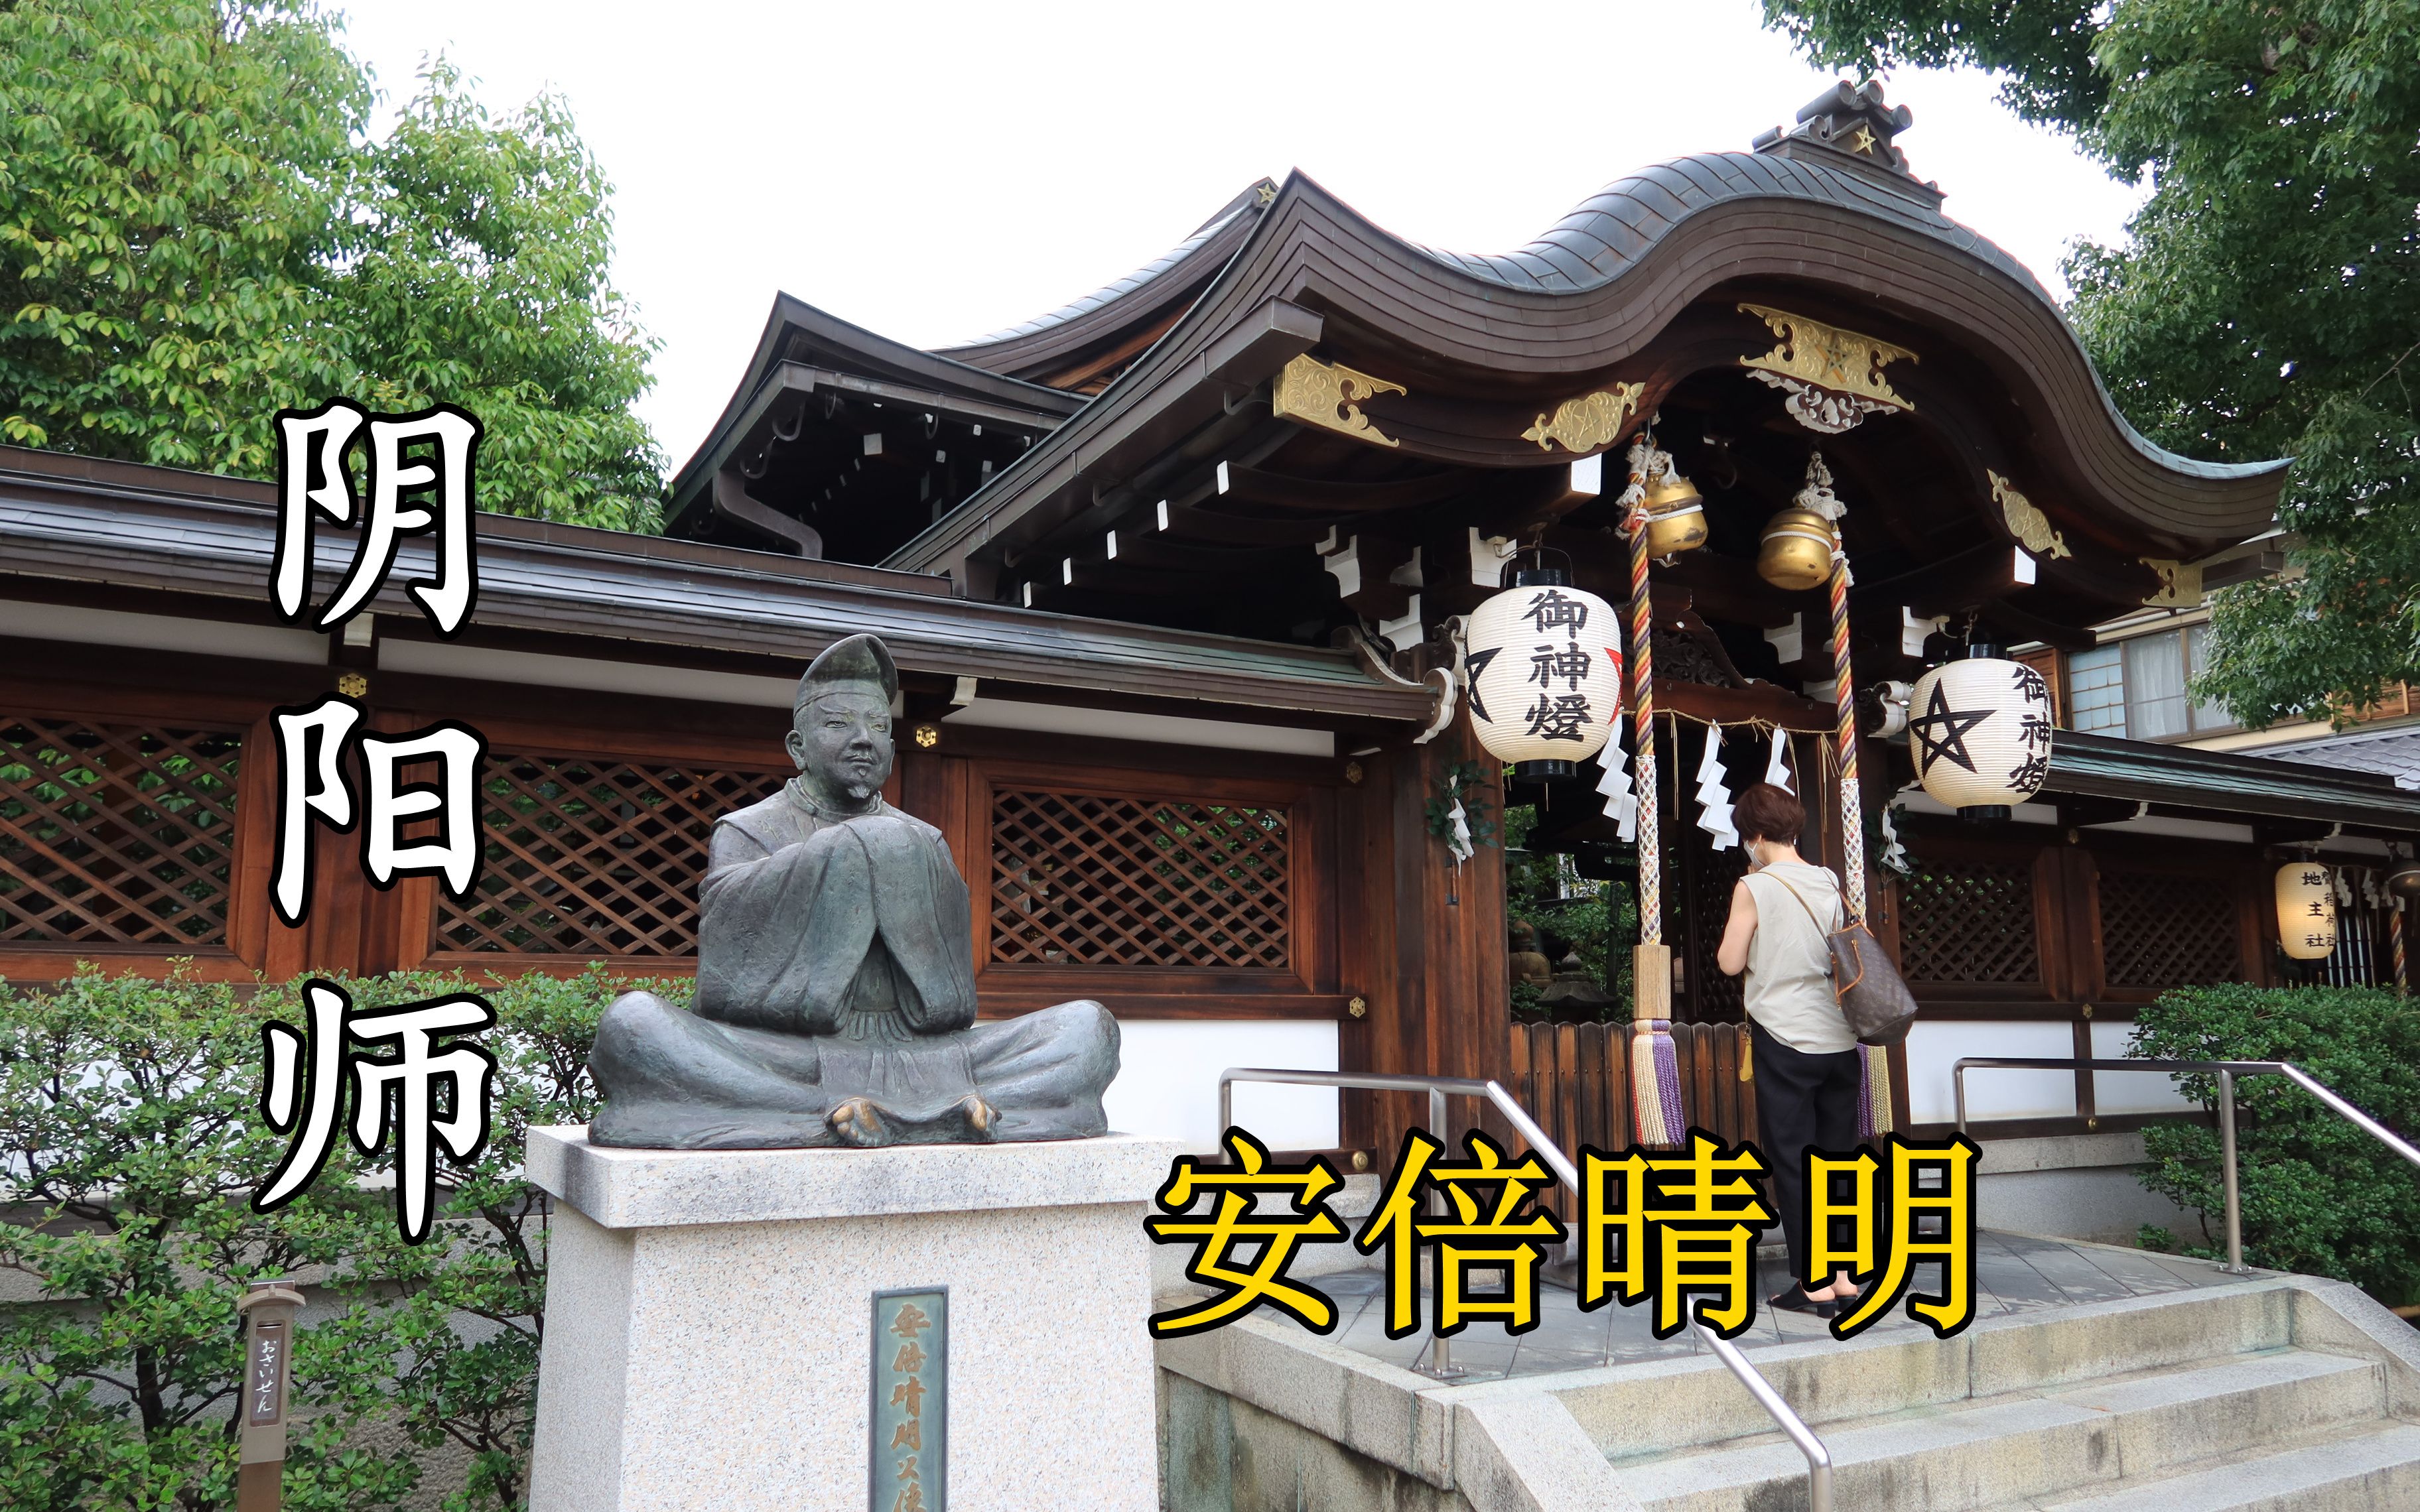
870, 1287, 947, 1511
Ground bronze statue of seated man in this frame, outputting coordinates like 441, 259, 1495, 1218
588, 633, 1119, 1149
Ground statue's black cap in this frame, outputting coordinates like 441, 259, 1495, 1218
795, 633, 898, 710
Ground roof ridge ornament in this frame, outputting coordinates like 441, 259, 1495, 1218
1271, 354, 1406, 448
1739, 304, 1917, 434
1751, 78, 1939, 199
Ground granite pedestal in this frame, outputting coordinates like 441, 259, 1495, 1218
525, 1126, 1179, 1512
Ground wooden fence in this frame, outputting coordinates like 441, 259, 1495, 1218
1506, 1020, 1758, 1157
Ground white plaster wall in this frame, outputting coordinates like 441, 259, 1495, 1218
377, 638, 797, 706
944, 697, 1335, 758
1103, 1019, 1339, 1154
0, 598, 326, 663
2090, 1018, 2199, 1114
1903, 1019, 2078, 1124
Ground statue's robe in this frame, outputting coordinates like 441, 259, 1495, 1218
588, 782, 1118, 1149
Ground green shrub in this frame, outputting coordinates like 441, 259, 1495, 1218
0, 963, 671, 1511
2127, 983, 2420, 1302
1503, 804, 1636, 1021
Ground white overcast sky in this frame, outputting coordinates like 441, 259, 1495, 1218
331, 0, 2145, 473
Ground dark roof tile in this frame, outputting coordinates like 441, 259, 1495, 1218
2267, 727, 2420, 791
1410, 151, 2054, 307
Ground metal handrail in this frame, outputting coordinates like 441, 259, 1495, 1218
1952, 1056, 2420, 1274
1219, 1066, 1833, 1512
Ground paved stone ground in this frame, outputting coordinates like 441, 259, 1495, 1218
1306, 1232, 2244, 1382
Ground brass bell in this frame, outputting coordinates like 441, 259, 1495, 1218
1639, 465, 1708, 558
1757, 506, 1838, 592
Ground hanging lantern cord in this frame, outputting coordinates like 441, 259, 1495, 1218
1620, 434, 1661, 949
1826, 500, 1869, 924
1519, 542, 1576, 580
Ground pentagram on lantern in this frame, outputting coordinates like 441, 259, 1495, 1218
1907, 681, 1993, 776
1463, 646, 1501, 722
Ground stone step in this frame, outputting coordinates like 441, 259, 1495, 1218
2030, 1419, 2420, 1511
1568, 1280, 2302, 1464
1611, 1350, 2385, 1512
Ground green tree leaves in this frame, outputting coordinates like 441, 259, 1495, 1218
1761, 0, 2420, 727
2128, 983, 2420, 1302
1758, 0, 2110, 129
0, 1, 663, 531
0, 964, 650, 1511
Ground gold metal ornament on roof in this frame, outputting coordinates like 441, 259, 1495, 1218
1739, 303, 1916, 434
1522, 383, 1645, 453
1989, 470, 2072, 559
1271, 354, 1406, 448
2140, 556, 2202, 607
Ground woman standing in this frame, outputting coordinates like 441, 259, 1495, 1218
1714, 781, 1861, 1317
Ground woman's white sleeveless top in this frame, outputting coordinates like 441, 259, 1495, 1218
1740, 861, 1856, 1054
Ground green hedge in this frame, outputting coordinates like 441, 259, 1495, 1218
0, 964, 664, 1512
2129, 983, 2420, 1302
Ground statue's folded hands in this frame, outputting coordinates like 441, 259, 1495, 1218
587, 633, 1120, 1150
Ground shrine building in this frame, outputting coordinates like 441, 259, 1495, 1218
3, 80, 2415, 1207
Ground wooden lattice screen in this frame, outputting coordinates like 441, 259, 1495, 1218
437, 754, 783, 956
988, 788, 1290, 968
2098, 867, 2244, 988
1897, 857, 2041, 983
1682, 834, 1747, 1021
0, 715, 243, 945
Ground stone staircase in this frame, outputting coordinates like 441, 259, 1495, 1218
1598, 1333, 2415, 1510
1157, 1271, 2420, 1512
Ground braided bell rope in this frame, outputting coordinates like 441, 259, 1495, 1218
1814, 451, 1869, 925
1619, 435, 1661, 946
2391, 905, 2409, 997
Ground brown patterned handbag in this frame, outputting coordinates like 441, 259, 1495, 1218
1768, 872, 1919, 1048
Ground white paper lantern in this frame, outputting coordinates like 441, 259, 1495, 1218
1463, 572, 1623, 776
2276, 862, 2338, 961
1907, 647, 2054, 818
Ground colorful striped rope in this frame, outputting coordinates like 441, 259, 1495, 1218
1621, 436, 1686, 1149
1826, 540, 1868, 924
1621, 438, 1660, 947
2392, 905, 2409, 997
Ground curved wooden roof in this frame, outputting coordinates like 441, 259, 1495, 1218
892, 129, 2287, 591
934, 178, 1278, 393
673, 294, 1080, 503
665, 294, 1083, 558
